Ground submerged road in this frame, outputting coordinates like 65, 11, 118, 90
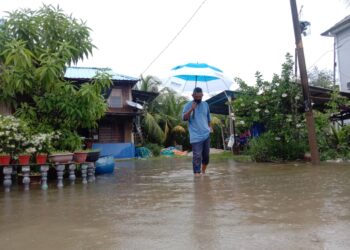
1, 157, 350, 249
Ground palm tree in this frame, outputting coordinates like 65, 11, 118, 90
134, 74, 163, 144
155, 88, 188, 146
210, 115, 229, 150
136, 75, 162, 92
142, 88, 189, 146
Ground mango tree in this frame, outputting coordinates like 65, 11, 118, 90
0, 5, 111, 151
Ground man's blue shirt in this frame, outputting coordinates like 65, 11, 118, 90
182, 101, 211, 143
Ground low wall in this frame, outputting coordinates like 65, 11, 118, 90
92, 143, 135, 159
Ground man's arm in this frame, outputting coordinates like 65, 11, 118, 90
183, 102, 197, 121
208, 121, 213, 133
207, 102, 212, 131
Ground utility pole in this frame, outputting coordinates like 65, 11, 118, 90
294, 47, 298, 78
333, 38, 336, 86
290, 0, 320, 165
228, 96, 233, 136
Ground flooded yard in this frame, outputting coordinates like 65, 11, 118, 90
1, 157, 350, 249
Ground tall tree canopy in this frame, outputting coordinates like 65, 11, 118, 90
308, 67, 335, 89
0, 5, 111, 151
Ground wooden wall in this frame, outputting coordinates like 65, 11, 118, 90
98, 116, 133, 143
107, 86, 134, 114
124, 119, 133, 143
98, 85, 136, 143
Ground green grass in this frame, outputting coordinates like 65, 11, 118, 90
134, 150, 252, 162
210, 151, 252, 162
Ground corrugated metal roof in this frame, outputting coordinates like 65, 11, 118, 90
64, 67, 139, 82
321, 15, 350, 37
132, 89, 159, 104
206, 90, 237, 115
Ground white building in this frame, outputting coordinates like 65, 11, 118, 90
322, 15, 350, 93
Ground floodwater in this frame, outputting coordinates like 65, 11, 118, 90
1, 158, 350, 250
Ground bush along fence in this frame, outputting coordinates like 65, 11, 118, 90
0, 115, 101, 192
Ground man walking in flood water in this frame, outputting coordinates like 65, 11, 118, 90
182, 87, 211, 176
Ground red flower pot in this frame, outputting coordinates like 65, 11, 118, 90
0, 155, 11, 165
18, 154, 31, 165
36, 153, 48, 164
73, 152, 88, 163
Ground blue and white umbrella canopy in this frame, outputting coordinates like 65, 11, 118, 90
166, 63, 233, 95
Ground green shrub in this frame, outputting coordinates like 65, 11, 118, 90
339, 125, 350, 147
249, 131, 307, 162
318, 124, 350, 160
144, 143, 161, 157
52, 129, 82, 152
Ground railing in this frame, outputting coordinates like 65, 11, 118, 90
1, 162, 96, 192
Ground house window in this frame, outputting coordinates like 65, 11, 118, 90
108, 89, 122, 108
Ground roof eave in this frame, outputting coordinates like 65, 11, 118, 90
65, 77, 138, 87
321, 16, 350, 37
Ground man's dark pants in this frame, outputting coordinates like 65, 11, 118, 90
191, 137, 210, 173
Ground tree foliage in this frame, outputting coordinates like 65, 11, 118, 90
0, 5, 111, 151
314, 90, 350, 160
308, 66, 335, 89
141, 86, 189, 148
136, 75, 162, 92
233, 53, 308, 161
232, 53, 350, 161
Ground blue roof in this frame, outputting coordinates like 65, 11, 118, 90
206, 90, 238, 115
65, 67, 139, 82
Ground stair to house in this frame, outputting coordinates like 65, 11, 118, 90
133, 122, 144, 145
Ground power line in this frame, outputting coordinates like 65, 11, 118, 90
307, 37, 350, 70
307, 49, 333, 70
141, 0, 208, 75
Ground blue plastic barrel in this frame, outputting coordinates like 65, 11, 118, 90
95, 155, 115, 174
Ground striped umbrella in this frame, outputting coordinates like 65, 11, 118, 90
166, 63, 233, 95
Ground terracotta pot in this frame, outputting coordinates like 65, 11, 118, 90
18, 154, 31, 165
0, 155, 11, 165
36, 153, 48, 164
49, 153, 73, 164
73, 152, 88, 163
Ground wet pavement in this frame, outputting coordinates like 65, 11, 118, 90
1, 157, 350, 250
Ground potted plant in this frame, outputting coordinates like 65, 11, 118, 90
36, 153, 47, 165
0, 152, 11, 165
49, 151, 74, 164
0, 115, 25, 165
0, 115, 43, 166
32, 132, 56, 164
17, 154, 30, 165
73, 150, 88, 163
16, 144, 36, 165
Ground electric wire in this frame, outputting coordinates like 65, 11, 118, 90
141, 0, 208, 75
307, 37, 350, 70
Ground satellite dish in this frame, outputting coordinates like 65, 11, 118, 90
126, 100, 143, 110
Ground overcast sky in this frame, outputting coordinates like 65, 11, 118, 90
1, 0, 349, 87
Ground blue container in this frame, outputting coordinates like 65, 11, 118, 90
95, 155, 115, 174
